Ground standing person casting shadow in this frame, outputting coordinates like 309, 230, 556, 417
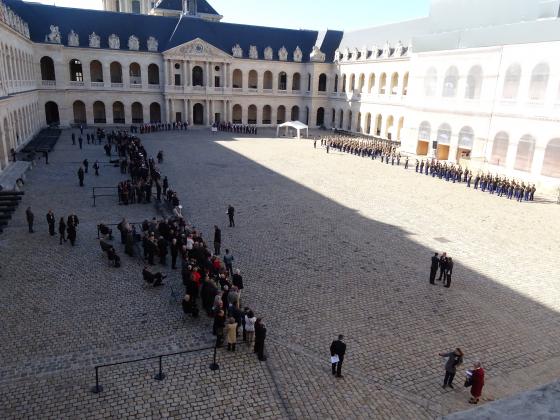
444, 257, 454, 288
430, 252, 439, 284
439, 348, 463, 389
330, 335, 346, 378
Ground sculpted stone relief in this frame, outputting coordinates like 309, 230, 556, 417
147, 36, 158, 52
128, 35, 139, 51
45, 25, 61, 44
89, 32, 100, 48
310, 46, 325, 63
108, 34, 120, 49
68, 30, 79, 47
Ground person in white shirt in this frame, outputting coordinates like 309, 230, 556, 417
244, 310, 256, 350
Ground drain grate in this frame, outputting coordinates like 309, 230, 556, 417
434, 237, 452, 243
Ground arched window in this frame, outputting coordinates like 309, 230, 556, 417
375, 114, 382, 136
317, 107, 325, 127
90, 60, 103, 83
110, 62, 122, 83
331, 108, 336, 127
397, 117, 404, 141
40, 56, 55, 81
291, 72, 301, 91
350, 74, 356, 91
278, 72, 287, 90
390, 72, 399, 94
93, 101, 106, 123
263, 71, 273, 90
465, 66, 483, 99
424, 67, 437, 96
442, 66, 459, 97
368, 73, 375, 93
356, 112, 362, 132
131, 0, 140, 13
131, 102, 143, 123
232, 69, 243, 89
490, 132, 509, 166
529, 63, 549, 101
379, 73, 387, 94
149, 102, 161, 123
291, 106, 299, 121
44, 101, 59, 125
148, 64, 159, 85
365, 113, 372, 134
458, 126, 474, 150
402, 72, 409, 95
334, 74, 339, 93
502, 64, 521, 99
542, 138, 560, 178
318, 73, 327, 92
307, 73, 311, 92
129, 62, 141, 85
249, 70, 258, 89
358, 73, 365, 92
418, 121, 431, 141
192, 66, 203, 86
437, 123, 452, 145
232, 104, 242, 123
113, 101, 125, 124
72, 101, 86, 124
347, 111, 352, 131
342, 74, 347, 93
69, 59, 83, 82
338, 109, 344, 129
248, 105, 257, 124
514, 135, 535, 172
277, 105, 286, 124
262, 105, 271, 124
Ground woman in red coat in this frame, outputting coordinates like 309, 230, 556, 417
469, 362, 485, 404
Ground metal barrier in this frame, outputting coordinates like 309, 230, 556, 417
91, 338, 223, 393
92, 186, 119, 207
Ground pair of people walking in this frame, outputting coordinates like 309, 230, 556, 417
439, 348, 485, 404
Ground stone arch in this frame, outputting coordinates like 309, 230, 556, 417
368, 73, 375, 93
248, 105, 257, 124
193, 103, 204, 125
73, 100, 86, 124
350, 74, 356, 91
356, 112, 362, 132
93, 101, 107, 123
69, 59, 83, 82
90, 60, 103, 82
148, 64, 159, 85
465, 66, 483, 99
262, 105, 272, 124
40, 56, 55, 81
402, 72, 409, 95
529, 62, 549, 101
291, 105, 300, 121
390, 72, 399, 94
442, 66, 459, 97
397, 117, 404, 141
418, 121, 431, 140
192, 66, 204, 86
365, 112, 372, 134
232, 104, 242, 123
514, 134, 536, 172
113, 101, 125, 124
263, 71, 273, 89
318, 73, 327, 92
490, 131, 509, 166
374, 114, 382, 136
232, 69, 243, 88
334, 74, 339, 93
347, 110, 352, 131
379, 73, 387, 94
131, 102, 143, 123
277, 105, 286, 124
342, 74, 347, 92
248, 70, 258, 89
385, 115, 394, 139
316, 107, 325, 126
292, 72, 301, 91
149, 102, 161, 123
338, 109, 344, 129
110, 62, 122, 83
503, 63, 521, 99
278, 71, 287, 90
129, 62, 141, 85
542, 138, 560, 178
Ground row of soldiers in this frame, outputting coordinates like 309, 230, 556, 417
215, 122, 258, 134
415, 159, 536, 202
320, 136, 402, 164
139, 121, 189, 134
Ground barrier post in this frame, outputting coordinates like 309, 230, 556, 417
91, 366, 103, 393
154, 356, 166, 381
92, 187, 96, 207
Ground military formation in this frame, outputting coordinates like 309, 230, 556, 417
319, 134, 536, 202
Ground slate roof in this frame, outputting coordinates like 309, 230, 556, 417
6, 0, 342, 61
154, 0, 219, 15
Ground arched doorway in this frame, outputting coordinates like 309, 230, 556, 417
248, 105, 257, 124
232, 104, 242, 123
149, 102, 161, 123
93, 101, 106, 124
277, 106, 286, 124
90, 60, 103, 83
40, 56, 55, 81
365, 113, 372, 134
45, 101, 60, 125
291, 106, 299, 121
131, 102, 143, 123
541, 138, 560, 178
72, 100, 86, 124
316, 107, 325, 126
262, 105, 271, 124
193, 103, 204, 125
113, 101, 125, 124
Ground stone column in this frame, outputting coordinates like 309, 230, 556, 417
163, 59, 168, 86
182, 61, 187, 88
187, 99, 193, 125
169, 99, 175, 122
183, 99, 188, 123
186, 60, 191, 86
205, 99, 210, 125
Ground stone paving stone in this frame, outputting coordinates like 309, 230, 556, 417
0, 129, 559, 419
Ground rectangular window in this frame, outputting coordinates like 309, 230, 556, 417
215, 76, 220, 87
174, 74, 181, 86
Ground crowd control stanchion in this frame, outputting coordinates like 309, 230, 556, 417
91, 366, 103, 393
154, 356, 166, 381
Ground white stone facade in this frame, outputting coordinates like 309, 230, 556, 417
0, 5, 559, 191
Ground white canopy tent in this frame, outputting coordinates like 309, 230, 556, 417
276, 121, 309, 139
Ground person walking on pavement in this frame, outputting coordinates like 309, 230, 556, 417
78, 136, 83, 149
430, 252, 439, 284
93, 160, 100, 176
223, 249, 234, 275
46, 209, 56, 236
227, 205, 235, 227
254, 318, 267, 361
83, 159, 89, 173
213, 225, 221, 255
25, 207, 34, 233
439, 348, 463, 388
330, 335, 346, 378
78, 165, 85, 187
58, 217, 66, 244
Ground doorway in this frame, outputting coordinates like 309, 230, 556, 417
437, 144, 450, 160
193, 103, 204, 125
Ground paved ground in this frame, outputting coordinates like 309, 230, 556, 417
0, 128, 559, 419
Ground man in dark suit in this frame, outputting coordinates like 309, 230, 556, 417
213, 225, 221, 255
430, 252, 439, 284
444, 257, 454, 288
438, 252, 447, 281
25, 207, 34, 233
330, 335, 346, 378
77, 166, 85, 187
46, 210, 56, 236
227, 205, 235, 227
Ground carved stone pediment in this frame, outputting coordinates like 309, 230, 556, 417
68, 30, 79, 47
249, 45, 258, 59
128, 35, 139, 51
165, 38, 232, 60
264, 46, 273, 60
89, 32, 100, 48
108, 34, 120, 49
278, 46, 288, 61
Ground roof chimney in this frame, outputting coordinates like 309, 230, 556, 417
183, 0, 197, 16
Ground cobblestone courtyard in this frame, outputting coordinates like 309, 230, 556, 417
1, 129, 559, 419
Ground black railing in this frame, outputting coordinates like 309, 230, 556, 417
92, 186, 119, 207
91, 338, 224, 394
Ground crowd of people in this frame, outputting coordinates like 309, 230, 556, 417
319, 134, 537, 203
214, 122, 258, 134
429, 252, 454, 288
439, 348, 485, 404
140, 121, 189, 133
25, 207, 80, 246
